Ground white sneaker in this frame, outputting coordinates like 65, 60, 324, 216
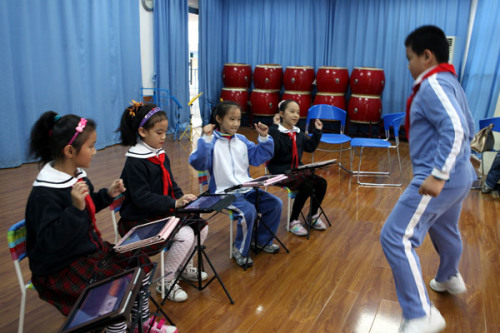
399, 305, 446, 333
310, 214, 327, 230
430, 273, 467, 295
181, 263, 208, 282
289, 220, 307, 236
156, 279, 188, 302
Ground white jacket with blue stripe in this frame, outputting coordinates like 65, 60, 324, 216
189, 132, 274, 193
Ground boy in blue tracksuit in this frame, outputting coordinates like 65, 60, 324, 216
189, 101, 283, 268
380, 26, 476, 333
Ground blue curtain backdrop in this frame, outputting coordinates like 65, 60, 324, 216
198, 0, 480, 126
461, 0, 500, 123
154, 0, 190, 134
0, 0, 142, 168
199, 0, 224, 125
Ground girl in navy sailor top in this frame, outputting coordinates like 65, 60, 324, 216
118, 102, 208, 302
267, 100, 328, 236
25, 112, 175, 333
189, 101, 283, 268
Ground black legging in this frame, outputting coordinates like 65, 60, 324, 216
290, 174, 327, 221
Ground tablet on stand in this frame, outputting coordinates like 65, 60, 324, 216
59, 268, 144, 333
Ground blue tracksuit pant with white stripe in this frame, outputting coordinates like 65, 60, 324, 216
381, 68, 476, 319
380, 168, 472, 319
230, 189, 282, 257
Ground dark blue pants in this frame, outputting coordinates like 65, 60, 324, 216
485, 152, 500, 188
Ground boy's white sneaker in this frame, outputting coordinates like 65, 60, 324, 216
399, 305, 446, 333
430, 273, 467, 295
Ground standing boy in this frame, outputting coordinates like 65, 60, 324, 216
380, 25, 476, 333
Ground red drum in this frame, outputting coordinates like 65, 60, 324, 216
220, 88, 249, 112
282, 91, 312, 118
222, 63, 252, 88
350, 67, 385, 95
348, 94, 382, 123
250, 89, 280, 116
253, 64, 283, 90
313, 92, 346, 110
283, 66, 315, 91
316, 67, 349, 93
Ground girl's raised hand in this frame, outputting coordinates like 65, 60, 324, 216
254, 122, 269, 137
108, 179, 126, 198
71, 182, 89, 211
273, 113, 281, 125
315, 119, 323, 130
203, 124, 216, 136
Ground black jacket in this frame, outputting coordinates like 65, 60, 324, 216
119, 155, 183, 221
267, 124, 322, 174
26, 165, 112, 276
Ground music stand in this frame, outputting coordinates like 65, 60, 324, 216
287, 159, 337, 239
158, 194, 237, 306
179, 92, 203, 141
226, 174, 291, 270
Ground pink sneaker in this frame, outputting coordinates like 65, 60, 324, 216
134, 317, 178, 333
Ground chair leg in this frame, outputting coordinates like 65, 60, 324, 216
356, 146, 402, 187
19, 289, 25, 333
286, 196, 292, 231
229, 216, 233, 259
160, 250, 165, 299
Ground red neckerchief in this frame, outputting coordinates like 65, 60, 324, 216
77, 179, 102, 249
147, 153, 176, 198
405, 63, 457, 140
287, 132, 299, 169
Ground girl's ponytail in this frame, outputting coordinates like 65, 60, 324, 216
117, 101, 167, 146
29, 111, 96, 166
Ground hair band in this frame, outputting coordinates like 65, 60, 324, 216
68, 118, 88, 146
278, 100, 286, 109
54, 114, 62, 122
139, 107, 161, 128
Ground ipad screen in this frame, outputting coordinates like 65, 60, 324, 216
121, 220, 168, 246
64, 272, 133, 330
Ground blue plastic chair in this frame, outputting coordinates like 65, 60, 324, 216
305, 104, 352, 172
350, 112, 405, 186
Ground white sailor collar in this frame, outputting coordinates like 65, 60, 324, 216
278, 124, 300, 134
125, 140, 165, 159
33, 162, 87, 188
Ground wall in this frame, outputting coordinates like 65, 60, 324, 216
139, 0, 155, 93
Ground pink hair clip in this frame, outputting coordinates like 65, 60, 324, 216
68, 118, 87, 146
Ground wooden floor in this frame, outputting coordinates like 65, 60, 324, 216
1, 127, 499, 333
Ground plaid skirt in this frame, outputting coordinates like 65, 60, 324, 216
276, 169, 313, 191
31, 242, 152, 316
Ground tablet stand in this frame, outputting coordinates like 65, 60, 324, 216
158, 215, 234, 306
129, 261, 175, 332
288, 159, 336, 239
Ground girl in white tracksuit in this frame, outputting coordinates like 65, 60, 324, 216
189, 101, 282, 267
